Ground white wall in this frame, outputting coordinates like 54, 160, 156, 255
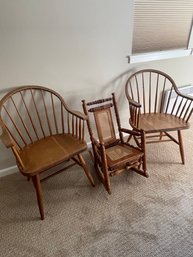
0, 0, 193, 171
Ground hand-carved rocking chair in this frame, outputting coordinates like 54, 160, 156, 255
0, 86, 94, 220
125, 69, 193, 167
82, 93, 148, 194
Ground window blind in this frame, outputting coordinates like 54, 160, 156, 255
132, 0, 193, 54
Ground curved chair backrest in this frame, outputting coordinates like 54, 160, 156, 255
125, 69, 193, 122
0, 86, 82, 150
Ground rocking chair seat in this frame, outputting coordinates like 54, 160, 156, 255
19, 134, 87, 175
106, 143, 143, 170
137, 113, 190, 133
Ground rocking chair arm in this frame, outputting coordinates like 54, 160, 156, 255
120, 128, 142, 137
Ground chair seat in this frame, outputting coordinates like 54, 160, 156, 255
138, 113, 189, 133
19, 134, 87, 175
106, 143, 143, 170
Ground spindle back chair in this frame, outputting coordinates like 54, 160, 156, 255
125, 69, 193, 166
82, 93, 148, 194
0, 86, 94, 220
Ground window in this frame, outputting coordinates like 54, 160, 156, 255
129, 0, 193, 63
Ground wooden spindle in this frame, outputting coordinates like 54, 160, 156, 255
41, 90, 52, 136
72, 115, 74, 137
165, 86, 173, 114
186, 107, 193, 122
67, 112, 70, 134
82, 120, 85, 142
79, 119, 82, 140
130, 81, 134, 100
183, 100, 192, 121
142, 72, 146, 113
76, 117, 78, 138
61, 104, 64, 134
20, 91, 39, 140
159, 77, 167, 113
51, 94, 58, 134
171, 94, 179, 115
3, 105, 27, 146
30, 89, 45, 138
154, 74, 159, 113
135, 75, 140, 104
175, 97, 184, 117
4, 124, 21, 149
10, 96, 33, 143
179, 99, 188, 118
149, 72, 151, 113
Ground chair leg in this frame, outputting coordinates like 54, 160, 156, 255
78, 154, 95, 187
178, 130, 185, 164
141, 130, 148, 176
101, 147, 111, 194
32, 174, 44, 220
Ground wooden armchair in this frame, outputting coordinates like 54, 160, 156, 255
125, 69, 193, 166
0, 86, 94, 220
82, 93, 148, 194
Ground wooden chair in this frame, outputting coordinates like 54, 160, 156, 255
0, 86, 95, 220
82, 93, 148, 194
125, 69, 193, 167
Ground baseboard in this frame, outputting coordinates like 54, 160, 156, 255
0, 165, 18, 178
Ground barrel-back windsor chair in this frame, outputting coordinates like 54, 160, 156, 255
125, 69, 193, 167
0, 86, 94, 220
82, 93, 148, 194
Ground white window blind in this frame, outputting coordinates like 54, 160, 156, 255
132, 0, 193, 54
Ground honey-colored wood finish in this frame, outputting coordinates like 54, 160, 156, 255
82, 93, 148, 194
125, 69, 193, 166
0, 86, 94, 220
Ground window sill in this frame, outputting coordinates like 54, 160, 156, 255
128, 49, 192, 64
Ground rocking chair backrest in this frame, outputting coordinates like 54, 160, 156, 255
82, 94, 121, 145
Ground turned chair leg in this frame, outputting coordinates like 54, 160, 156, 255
78, 154, 95, 187
101, 151, 111, 195
32, 174, 44, 220
178, 130, 185, 164
141, 130, 148, 176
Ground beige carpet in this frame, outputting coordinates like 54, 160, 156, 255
1, 126, 193, 257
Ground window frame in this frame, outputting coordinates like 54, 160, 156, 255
128, 1, 193, 63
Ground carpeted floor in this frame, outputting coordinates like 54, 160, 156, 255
1, 125, 193, 257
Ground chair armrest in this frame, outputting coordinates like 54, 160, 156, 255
174, 87, 193, 101
120, 128, 142, 136
0, 128, 14, 148
128, 99, 141, 108
67, 108, 88, 120
70, 110, 88, 120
